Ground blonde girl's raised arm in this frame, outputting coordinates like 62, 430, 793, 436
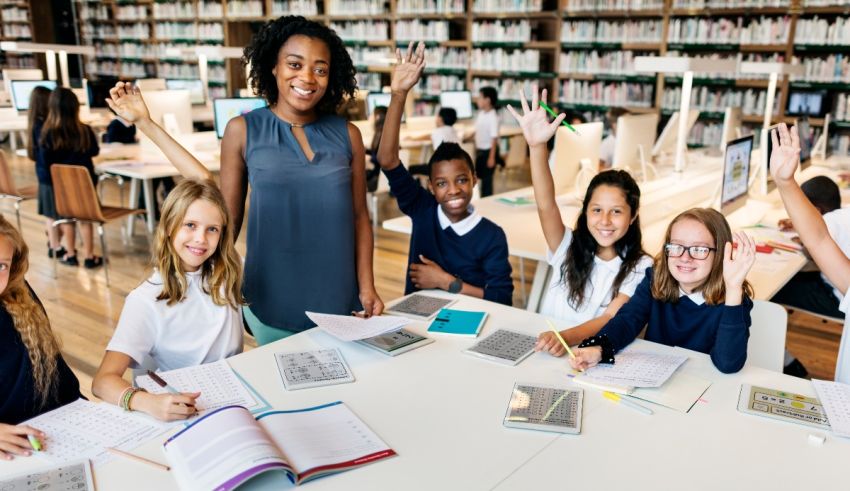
106, 82, 212, 180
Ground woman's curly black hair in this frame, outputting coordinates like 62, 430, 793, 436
243, 16, 357, 114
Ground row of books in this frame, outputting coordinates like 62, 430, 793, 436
471, 48, 540, 72
795, 17, 850, 46
471, 0, 544, 13
558, 50, 641, 75
0, 23, 29, 38
397, 0, 466, 14
417, 74, 466, 95
330, 21, 389, 41
271, 0, 319, 16
561, 20, 663, 44
792, 54, 850, 84
672, 0, 788, 7
831, 92, 850, 122
0, 6, 28, 21
560, 79, 655, 107
396, 20, 451, 42
668, 16, 790, 45
661, 86, 777, 116
565, 0, 664, 10
225, 0, 264, 17
154, 22, 224, 41
356, 72, 382, 92
86, 60, 149, 78
471, 20, 532, 43
327, 0, 388, 15
152, 2, 195, 19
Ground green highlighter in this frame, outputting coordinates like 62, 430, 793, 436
538, 101, 580, 135
28, 434, 42, 451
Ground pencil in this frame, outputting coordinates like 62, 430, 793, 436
146, 370, 180, 395
107, 447, 171, 471
545, 319, 577, 360
538, 101, 580, 135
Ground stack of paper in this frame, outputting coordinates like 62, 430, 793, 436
575, 350, 689, 391
306, 311, 410, 341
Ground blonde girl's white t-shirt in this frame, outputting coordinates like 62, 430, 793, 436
837, 293, 850, 384
107, 270, 244, 372
539, 228, 653, 326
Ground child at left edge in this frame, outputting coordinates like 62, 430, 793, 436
376, 42, 513, 304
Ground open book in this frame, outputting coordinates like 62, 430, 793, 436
163, 402, 395, 489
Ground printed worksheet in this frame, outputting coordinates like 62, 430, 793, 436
136, 359, 259, 415
23, 400, 168, 467
813, 379, 850, 437
306, 311, 409, 341
0, 460, 94, 491
581, 349, 688, 388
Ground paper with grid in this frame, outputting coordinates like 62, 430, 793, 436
580, 349, 688, 388
275, 348, 355, 390
812, 379, 850, 437
306, 311, 410, 341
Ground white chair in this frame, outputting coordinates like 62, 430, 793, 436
747, 300, 788, 372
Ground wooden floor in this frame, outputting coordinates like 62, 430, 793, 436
0, 146, 840, 402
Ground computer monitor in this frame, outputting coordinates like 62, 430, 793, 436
141, 89, 194, 135
613, 113, 660, 174
9, 80, 57, 111
797, 116, 812, 171
760, 123, 781, 195
366, 92, 391, 118
2, 68, 42, 96
720, 107, 743, 153
786, 90, 829, 118
165, 79, 205, 105
552, 121, 603, 195
135, 78, 167, 91
720, 135, 753, 216
439, 91, 473, 120
213, 97, 267, 139
651, 109, 699, 157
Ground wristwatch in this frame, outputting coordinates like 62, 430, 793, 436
448, 276, 463, 294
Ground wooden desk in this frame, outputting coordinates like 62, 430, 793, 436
1, 293, 845, 490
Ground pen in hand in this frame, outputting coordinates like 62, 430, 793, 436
146, 370, 197, 413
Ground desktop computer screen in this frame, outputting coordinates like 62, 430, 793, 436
166, 79, 205, 105
721, 135, 753, 215
10, 80, 57, 111
439, 91, 473, 119
786, 90, 828, 117
213, 97, 267, 139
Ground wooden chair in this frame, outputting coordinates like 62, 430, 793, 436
49, 164, 147, 286
0, 149, 37, 231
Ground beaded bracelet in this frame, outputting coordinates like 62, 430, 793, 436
127, 387, 146, 412
119, 387, 135, 411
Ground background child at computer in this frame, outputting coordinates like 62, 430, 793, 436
475, 86, 501, 197
376, 42, 513, 304
36, 87, 102, 268
92, 179, 245, 421
405, 107, 461, 181
0, 216, 81, 459
769, 123, 850, 383
506, 88, 652, 355
569, 208, 756, 374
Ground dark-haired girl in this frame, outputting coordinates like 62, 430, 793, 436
507, 88, 652, 355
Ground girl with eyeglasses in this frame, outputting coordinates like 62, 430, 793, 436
569, 208, 757, 374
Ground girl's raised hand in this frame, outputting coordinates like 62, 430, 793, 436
390, 42, 426, 94
568, 346, 602, 371
106, 81, 151, 124
505, 85, 565, 148
0, 423, 45, 460
723, 231, 756, 290
769, 123, 801, 184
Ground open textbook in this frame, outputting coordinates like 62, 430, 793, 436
163, 402, 396, 489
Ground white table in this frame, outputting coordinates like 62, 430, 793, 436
1, 293, 845, 490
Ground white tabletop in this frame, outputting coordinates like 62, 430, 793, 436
2, 293, 845, 490
96, 131, 221, 180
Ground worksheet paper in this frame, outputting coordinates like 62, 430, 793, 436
306, 311, 410, 341
812, 379, 850, 438
23, 399, 168, 467
135, 359, 259, 415
581, 350, 688, 388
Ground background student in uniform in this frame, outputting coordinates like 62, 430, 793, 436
506, 88, 653, 354
0, 216, 81, 459
770, 123, 850, 383
37, 87, 102, 269
569, 208, 756, 374
92, 179, 244, 422
377, 42, 513, 304
406, 107, 461, 181
475, 86, 501, 197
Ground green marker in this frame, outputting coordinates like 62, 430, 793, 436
28, 434, 42, 452
538, 101, 580, 135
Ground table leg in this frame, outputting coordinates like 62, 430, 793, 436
525, 260, 551, 313
127, 178, 139, 237
142, 178, 156, 234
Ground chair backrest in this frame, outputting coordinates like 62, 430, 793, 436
747, 300, 788, 372
0, 150, 20, 197
504, 135, 528, 170
49, 164, 105, 222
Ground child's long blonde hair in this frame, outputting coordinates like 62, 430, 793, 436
153, 178, 245, 308
0, 217, 60, 408
652, 208, 754, 305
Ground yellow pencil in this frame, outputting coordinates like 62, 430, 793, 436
546, 319, 576, 360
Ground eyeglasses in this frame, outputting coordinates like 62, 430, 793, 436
664, 243, 716, 260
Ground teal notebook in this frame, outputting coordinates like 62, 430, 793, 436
427, 308, 488, 337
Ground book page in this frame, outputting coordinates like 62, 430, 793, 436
164, 406, 289, 491
136, 360, 258, 415
812, 379, 850, 437
580, 350, 688, 388
306, 311, 409, 341
258, 402, 395, 482
23, 400, 168, 467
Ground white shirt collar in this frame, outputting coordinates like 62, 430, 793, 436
679, 287, 706, 305
593, 254, 623, 272
437, 205, 482, 236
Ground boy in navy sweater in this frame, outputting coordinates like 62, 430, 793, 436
377, 42, 513, 305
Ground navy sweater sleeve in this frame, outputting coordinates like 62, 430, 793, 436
383, 164, 434, 217
598, 272, 654, 351
709, 298, 752, 374
480, 225, 513, 305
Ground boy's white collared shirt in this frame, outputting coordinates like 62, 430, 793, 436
679, 288, 706, 305
437, 205, 482, 236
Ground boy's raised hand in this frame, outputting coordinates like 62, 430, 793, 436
106, 81, 151, 124
723, 231, 756, 290
390, 42, 426, 94
506, 85, 565, 148
769, 123, 801, 184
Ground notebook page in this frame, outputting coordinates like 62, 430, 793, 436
257, 402, 393, 478
306, 311, 409, 341
581, 350, 688, 388
23, 399, 168, 467
136, 360, 257, 414
812, 379, 850, 438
